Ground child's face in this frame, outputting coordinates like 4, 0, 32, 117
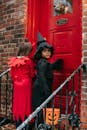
41, 48, 51, 59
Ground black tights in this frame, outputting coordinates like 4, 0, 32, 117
37, 110, 44, 125
15, 118, 22, 128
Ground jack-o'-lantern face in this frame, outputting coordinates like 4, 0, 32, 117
43, 108, 60, 125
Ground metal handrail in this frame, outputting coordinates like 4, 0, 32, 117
0, 68, 10, 77
17, 64, 83, 130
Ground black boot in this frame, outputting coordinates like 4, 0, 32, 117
15, 120, 22, 128
29, 122, 35, 130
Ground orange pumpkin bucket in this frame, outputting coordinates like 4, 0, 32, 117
43, 108, 60, 125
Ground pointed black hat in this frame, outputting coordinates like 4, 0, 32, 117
34, 32, 54, 60
37, 32, 45, 44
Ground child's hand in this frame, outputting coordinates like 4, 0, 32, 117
52, 59, 64, 71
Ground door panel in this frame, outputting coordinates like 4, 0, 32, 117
53, 30, 72, 53
49, 0, 80, 30
49, 27, 81, 70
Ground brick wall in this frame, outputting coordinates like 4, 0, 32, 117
81, 0, 87, 129
0, 0, 28, 72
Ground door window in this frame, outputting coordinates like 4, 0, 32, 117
53, 0, 72, 16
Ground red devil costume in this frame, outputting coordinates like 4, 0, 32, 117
8, 56, 35, 122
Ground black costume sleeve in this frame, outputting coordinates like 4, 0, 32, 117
38, 59, 50, 96
51, 58, 64, 71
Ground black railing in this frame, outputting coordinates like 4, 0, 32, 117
0, 68, 13, 126
0, 64, 86, 129
17, 64, 85, 130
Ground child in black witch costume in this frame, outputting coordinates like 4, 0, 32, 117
32, 32, 64, 127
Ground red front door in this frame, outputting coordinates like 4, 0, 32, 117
27, 0, 82, 114
38, 0, 82, 111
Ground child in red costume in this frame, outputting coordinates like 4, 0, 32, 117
8, 42, 35, 129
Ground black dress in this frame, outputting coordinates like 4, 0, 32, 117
32, 58, 53, 110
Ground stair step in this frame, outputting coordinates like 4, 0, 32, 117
0, 123, 16, 130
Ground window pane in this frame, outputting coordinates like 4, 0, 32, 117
53, 0, 72, 16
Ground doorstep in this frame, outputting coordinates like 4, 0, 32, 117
0, 123, 16, 130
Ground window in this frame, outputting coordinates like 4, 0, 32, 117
53, 0, 72, 16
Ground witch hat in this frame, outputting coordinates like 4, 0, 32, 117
37, 32, 46, 45
34, 32, 54, 60
37, 32, 53, 49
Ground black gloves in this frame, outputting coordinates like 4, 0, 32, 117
52, 59, 64, 71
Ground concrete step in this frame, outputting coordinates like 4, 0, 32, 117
0, 123, 16, 130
